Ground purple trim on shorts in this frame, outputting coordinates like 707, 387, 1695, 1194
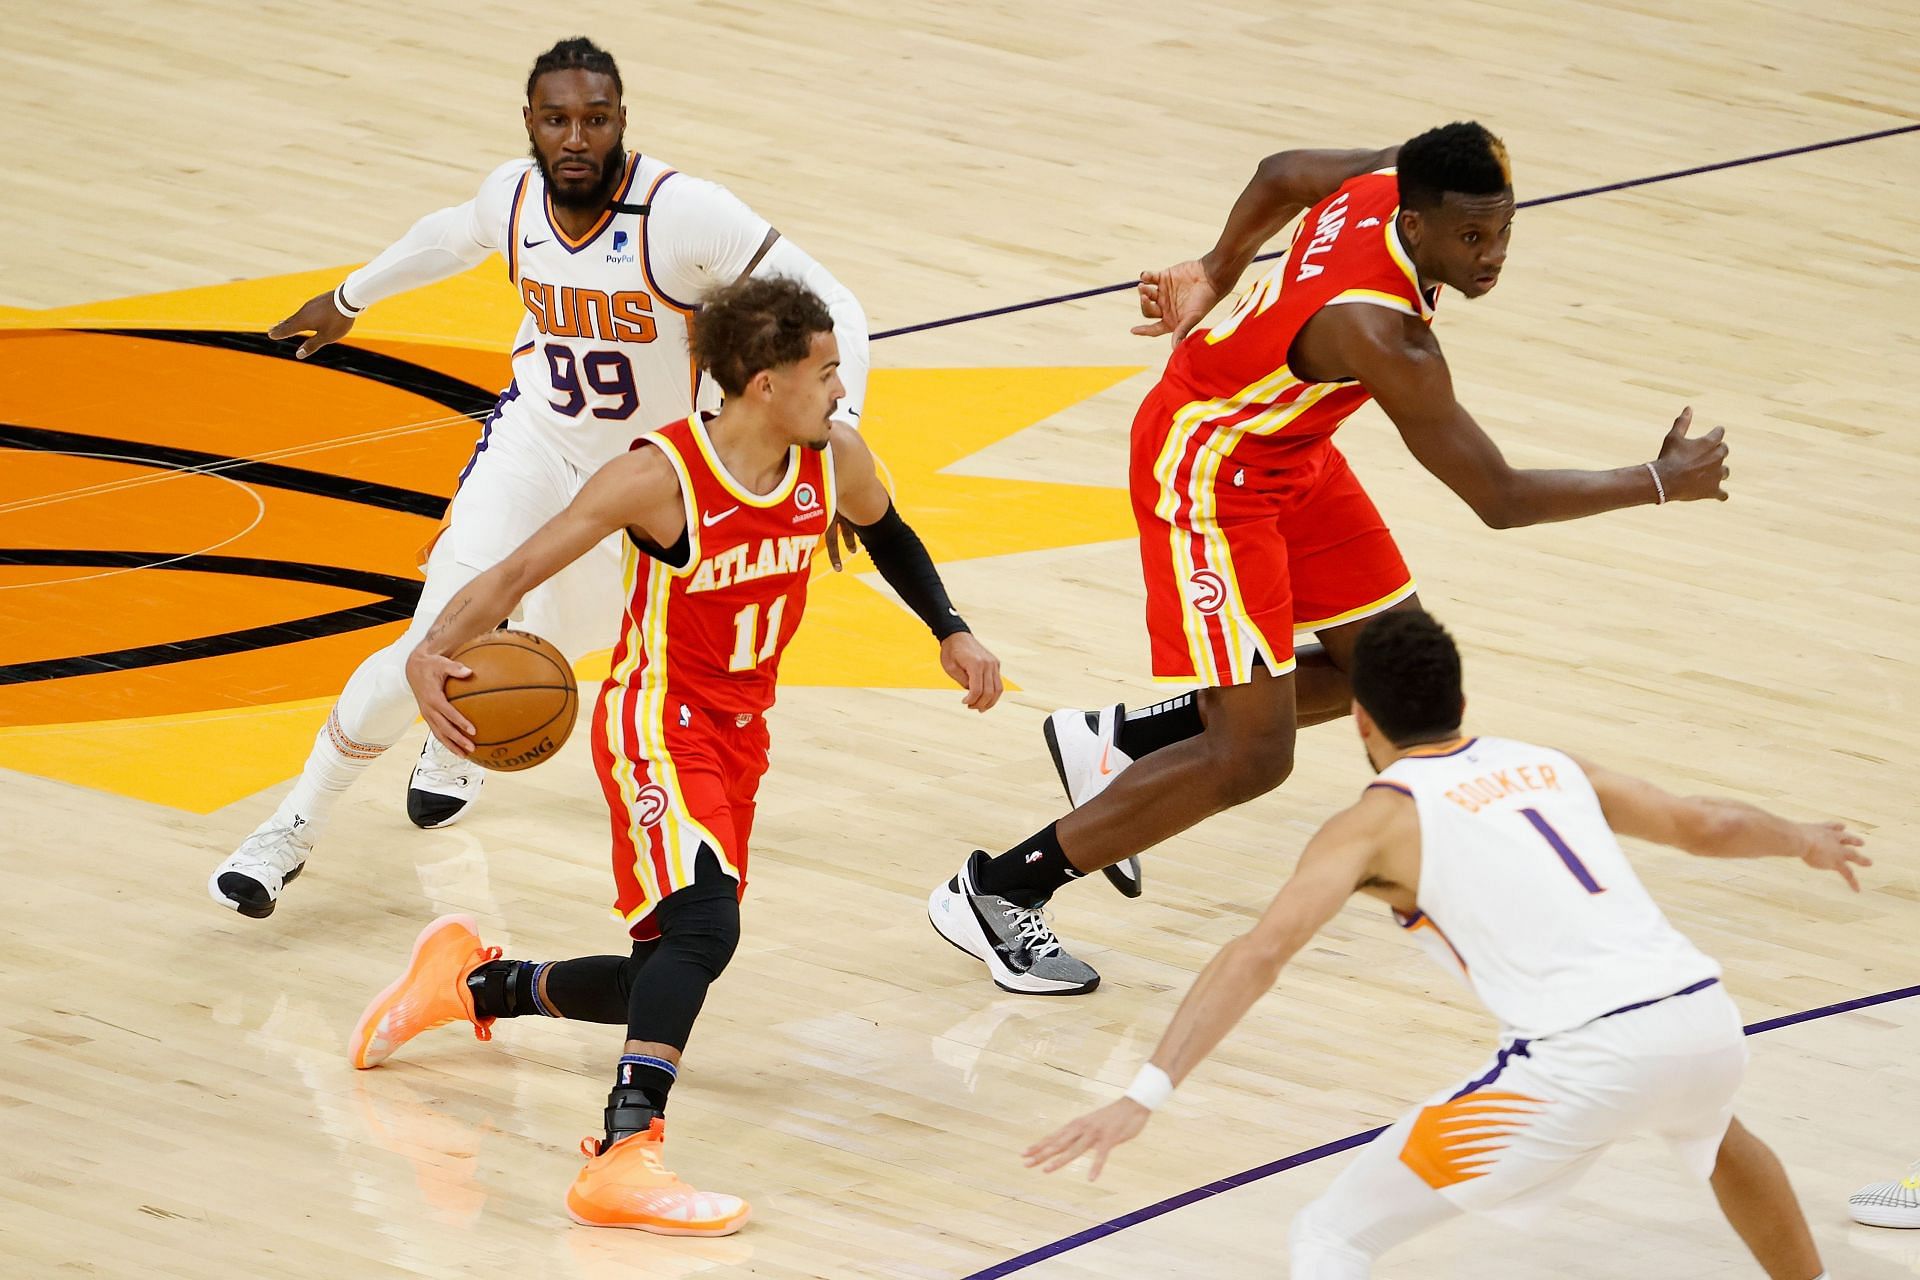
455, 379, 518, 488
1592, 976, 1720, 1025
1447, 1037, 1534, 1101
963, 979, 1920, 1279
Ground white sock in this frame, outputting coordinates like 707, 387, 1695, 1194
268, 639, 418, 843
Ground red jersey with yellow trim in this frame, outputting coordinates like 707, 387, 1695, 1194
1156, 169, 1439, 468
604, 413, 835, 715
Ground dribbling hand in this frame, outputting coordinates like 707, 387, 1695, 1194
939, 632, 1003, 712
1651, 407, 1730, 503
269, 290, 356, 360
1024, 1099, 1151, 1181
405, 649, 477, 756
1132, 260, 1223, 342
1798, 820, 1870, 892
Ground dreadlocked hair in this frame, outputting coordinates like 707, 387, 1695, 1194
526, 37, 623, 101
690, 275, 835, 397
1397, 121, 1511, 211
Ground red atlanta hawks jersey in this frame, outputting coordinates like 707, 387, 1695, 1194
1158, 169, 1439, 467
605, 413, 835, 715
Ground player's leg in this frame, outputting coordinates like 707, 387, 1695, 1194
1289, 1115, 1461, 1278
1709, 1119, 1826, 1279
208, 420, 558, 916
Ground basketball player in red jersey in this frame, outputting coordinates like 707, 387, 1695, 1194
345, 276, 1002, 1234
931, 122, 1733, 994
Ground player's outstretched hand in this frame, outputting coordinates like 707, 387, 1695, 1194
824, 515, 861, 572
1798, 820, 1870, 891
939, 632, 1003, 712
269, 290, 356, 360
1024, 1099, 1150, 1181
1132, 260, 1223, 342
1651, 407, 1730, 503
405, 649, 477, 756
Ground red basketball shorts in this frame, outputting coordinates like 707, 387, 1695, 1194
591, 681, 769, 941
1130, 382, 1415, 687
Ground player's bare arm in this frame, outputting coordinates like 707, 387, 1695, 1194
1578, 758, 1871, 890
1135, 145, 1399, 341
1024, 790, 1404, 1179
1321, 306, 1730, 527
407, 449, 686, 752
828, 423, 1004, 712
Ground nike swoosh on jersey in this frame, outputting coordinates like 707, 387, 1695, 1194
701, 506, 740, 527
522, 235, 550, 249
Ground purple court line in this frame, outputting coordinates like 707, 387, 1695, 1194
874, 121, 1920, 343
964, 980, 1920, 1280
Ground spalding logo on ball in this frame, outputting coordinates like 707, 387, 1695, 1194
444, 629, 580, 771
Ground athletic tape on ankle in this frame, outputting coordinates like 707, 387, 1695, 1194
1124, 1064, 1174, 1111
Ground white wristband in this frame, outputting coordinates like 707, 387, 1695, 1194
332, 283, 364, 318
1644, 461, 1666, 505
1123, 1064, 1174, 1111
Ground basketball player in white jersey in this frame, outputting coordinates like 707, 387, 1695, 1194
1027, 612, 1866, 1279
210, 37, 870, 917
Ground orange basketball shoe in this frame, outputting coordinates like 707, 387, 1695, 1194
349, 914, 500, 1069
566, 1119, 751, 1236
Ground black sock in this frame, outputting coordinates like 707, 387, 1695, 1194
974, 822, 1081, 907
466, 959, 556, 1019
1114, 693, 1203, 760
615, 1052, 677, 1115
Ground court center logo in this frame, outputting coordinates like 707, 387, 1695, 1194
633, 783, 672, 828
1187, 568, 1227, 615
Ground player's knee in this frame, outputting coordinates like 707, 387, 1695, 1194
1202, 727, 1296, 805
658, 889, 741, 981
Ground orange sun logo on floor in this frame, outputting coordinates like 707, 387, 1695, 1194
0, 267, 1144, 811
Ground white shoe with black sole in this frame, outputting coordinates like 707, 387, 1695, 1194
208, 816, 313, 918
1042, 705, 1142, 898
407, 735, 486, 829
927, 851, 1099, 995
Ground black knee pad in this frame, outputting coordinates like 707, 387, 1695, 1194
652, 845, 741, 979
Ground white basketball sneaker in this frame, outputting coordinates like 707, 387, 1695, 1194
1041, 705, 1142, 898
407, 736, 486, 829
209, 815, 313, 919
1849, 1161, 1920, 1228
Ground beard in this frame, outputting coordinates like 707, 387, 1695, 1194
532, 142, 625, 212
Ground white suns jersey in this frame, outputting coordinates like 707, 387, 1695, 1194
1375, 737, 1720, 1041
482, 155, 766, 474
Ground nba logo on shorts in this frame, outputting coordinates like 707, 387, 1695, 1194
1188, 568, 1227, 615
633, 783, 671, 828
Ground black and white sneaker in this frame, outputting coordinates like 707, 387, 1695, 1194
928, 851, 1100, 996
407, 736, 485, 829
1042, 705, 1142, 899
208, 816, 312, 918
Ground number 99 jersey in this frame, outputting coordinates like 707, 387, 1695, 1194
484, 153, 773, 475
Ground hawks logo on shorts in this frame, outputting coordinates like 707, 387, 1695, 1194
589, 413, 835, 939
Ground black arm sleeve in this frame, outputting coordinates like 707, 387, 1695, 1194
848, 504, 970, 640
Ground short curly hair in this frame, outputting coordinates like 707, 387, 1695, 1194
1349, 611, 1464, 745
1398, 121, 1511, 211
690, 275, 835, 396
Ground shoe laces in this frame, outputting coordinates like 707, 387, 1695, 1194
230, 823, 311, 877
417, 736, 482, 789
1009, 905, 1065, 959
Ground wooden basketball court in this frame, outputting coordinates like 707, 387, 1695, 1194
2, 2, 1916, 1276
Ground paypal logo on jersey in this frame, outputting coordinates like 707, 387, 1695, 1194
607, 229, 635, 264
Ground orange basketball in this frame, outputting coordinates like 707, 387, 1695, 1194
444, 629, 579, 772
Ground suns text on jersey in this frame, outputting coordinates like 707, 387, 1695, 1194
520, 279, 658, 342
